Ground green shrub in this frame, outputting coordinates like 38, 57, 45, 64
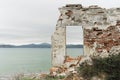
44, 76, 58, 80
78, 53, 120, 80
20, 77, 39, 80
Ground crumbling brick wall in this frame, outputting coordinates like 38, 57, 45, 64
51, 4, 120, 66
84, 24, 120, 57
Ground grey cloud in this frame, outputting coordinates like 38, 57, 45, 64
0, 0, 119, 45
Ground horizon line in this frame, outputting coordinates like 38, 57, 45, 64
0, 42, 83, 46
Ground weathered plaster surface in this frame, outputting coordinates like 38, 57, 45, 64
51, 4, 120, 66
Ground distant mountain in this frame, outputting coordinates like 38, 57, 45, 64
0, 43, 51, 48
19, 43, 51, 48
0, 43, 83, 48
0, 44, 16, 48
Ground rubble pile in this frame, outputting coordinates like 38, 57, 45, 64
48, 55, 92, 80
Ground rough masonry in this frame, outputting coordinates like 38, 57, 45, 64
51, 4, 120, 66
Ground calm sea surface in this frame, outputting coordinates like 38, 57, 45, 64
0, 48, 83, 75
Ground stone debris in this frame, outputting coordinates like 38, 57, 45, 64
48, 55, 93, 80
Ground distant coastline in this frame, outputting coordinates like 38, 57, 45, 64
0, 43, 83, 48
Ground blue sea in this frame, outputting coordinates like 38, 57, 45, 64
0, 48, 83, 75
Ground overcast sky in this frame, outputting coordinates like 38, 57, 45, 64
0, 0, 120, 45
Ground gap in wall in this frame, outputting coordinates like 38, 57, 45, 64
66, 26, 83, 57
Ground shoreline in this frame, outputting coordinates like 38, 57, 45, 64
0, 72, 49, 80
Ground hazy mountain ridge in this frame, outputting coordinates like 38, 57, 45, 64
0, 43, 83, 48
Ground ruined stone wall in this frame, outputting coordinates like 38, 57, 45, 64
52, 4, 120, 66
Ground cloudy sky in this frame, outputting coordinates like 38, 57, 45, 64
0, 0, 120, 45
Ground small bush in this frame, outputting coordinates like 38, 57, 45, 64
20, 77, 39, 80
78, 53, 120, 80
43, 75, 60, 80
